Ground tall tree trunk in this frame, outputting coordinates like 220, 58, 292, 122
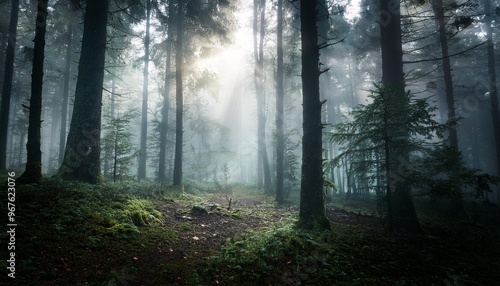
172, 0, 184, 187
253, 0, 271, 191
432, 0, 469, 218
260, 0, 271, 192
275, 0, 284, 204
484, 0, 500, 206
432, 0, 458, 148
252, 0, 261, 188
18, 0, 48, 184
0, 0, 20, 170
379, 0, 422, 234
49, 84, 60, 173
298, 0, 331, 230
103, 78, 116, 179
159, 0, 174, 182
58, 0, 109, 184
138, 0, 151, 180
59, 8, 74, 166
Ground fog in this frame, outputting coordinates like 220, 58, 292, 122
1, 0, 499, 205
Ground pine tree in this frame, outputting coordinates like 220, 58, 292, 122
102, 110, 138, 182
378, 0, 422, 234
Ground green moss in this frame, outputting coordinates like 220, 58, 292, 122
105, 223, 140, 236
119, 199, 163, 226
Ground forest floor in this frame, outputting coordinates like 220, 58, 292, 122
1, 178, 499, 285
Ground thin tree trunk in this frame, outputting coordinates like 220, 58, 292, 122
138, 0, 151, 180
58, 0, 109, 184
260, 0, 271, 192
484, 0, 500, 206
432, 0, 470, 218
275, 0, 284, 204
432, 0, 458, 148
159, 0, 174, 182
172, 0, 184, 187
19, 0, 48, 184
103, 78, 116, 179
59, 8, 73, 166
379, 0, 422, 234
298, 0, 331, 230
49, 84, 60, 173
253, 0, 263, 188
0, 0, 20, 170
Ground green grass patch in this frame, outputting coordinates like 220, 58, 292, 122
199, 220, 500, 285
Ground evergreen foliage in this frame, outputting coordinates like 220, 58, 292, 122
101, 110, 139, 182
329, 85, 499, 210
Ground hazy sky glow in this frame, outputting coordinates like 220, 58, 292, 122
345, 0, 361, 22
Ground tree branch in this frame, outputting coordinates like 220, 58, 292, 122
404, 42, 485, 64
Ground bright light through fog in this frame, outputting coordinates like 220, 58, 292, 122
345, 0, 361, 22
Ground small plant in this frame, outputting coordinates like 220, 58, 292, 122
101, 109, 139, 182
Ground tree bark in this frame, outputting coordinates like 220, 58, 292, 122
484, 0, 500, 206
138, 0, 151, 180
0, 0, 19, 170
172, 0, 184, 187
298, 0, 331, 230
58, 0, 109, 184
159, 0, 174, 182
275, 0, 284, 204
379, 0, 422, 234
18, 0, 48, 184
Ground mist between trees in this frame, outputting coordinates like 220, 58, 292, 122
1, 0, 500, 232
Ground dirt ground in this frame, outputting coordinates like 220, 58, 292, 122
130, 193, 383, 285
5, 185, 498, 286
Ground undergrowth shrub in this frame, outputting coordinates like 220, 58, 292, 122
201, 223, 339, 285
11, 178, 173, 249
